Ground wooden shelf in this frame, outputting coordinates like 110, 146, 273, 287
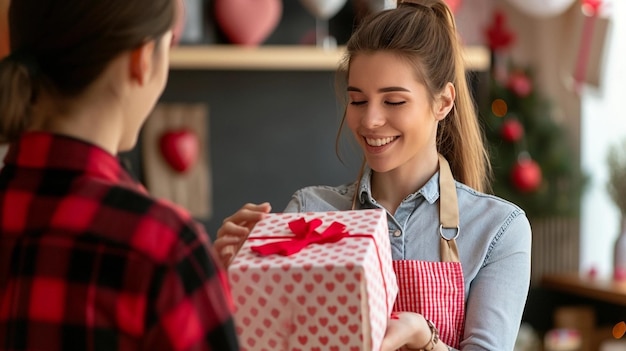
541, 273, 626, 306
169, 45, 491, 72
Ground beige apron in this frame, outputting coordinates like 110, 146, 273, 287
393, 155, 465, 349
392, 155, 466, 348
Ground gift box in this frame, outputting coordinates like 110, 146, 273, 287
228, 209, 398, 351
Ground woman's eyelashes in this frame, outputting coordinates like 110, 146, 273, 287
350, 100, 367, 106
349, 100, 406, 106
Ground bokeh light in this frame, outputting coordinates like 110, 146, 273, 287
613, 321, 626, 339
491, 99, 508, 117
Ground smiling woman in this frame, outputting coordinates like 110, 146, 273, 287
215, 1, 532, 350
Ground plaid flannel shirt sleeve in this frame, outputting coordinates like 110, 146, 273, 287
141, 221, 239, 351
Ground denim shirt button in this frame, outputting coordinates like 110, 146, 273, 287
392, 229, 402, 237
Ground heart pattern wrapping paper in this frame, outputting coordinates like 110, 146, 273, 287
228, 209, 398, 351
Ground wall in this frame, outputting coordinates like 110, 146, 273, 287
580, 0, 625, 277
151, 70, 361, 236
142, 1, 361, 236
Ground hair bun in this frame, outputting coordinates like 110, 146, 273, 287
398, 0, 426, 5
397, 0, 432, 10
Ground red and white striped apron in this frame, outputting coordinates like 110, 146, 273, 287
392, 155, 465, 349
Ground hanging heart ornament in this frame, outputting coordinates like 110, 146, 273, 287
159, 129, 199, 173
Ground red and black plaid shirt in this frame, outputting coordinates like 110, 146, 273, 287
0, 132, 239, 351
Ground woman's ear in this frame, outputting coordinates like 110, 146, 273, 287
435, 82, 456, 121
129, 40, 156, 86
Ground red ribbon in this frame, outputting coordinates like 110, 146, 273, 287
582, 0, 602, 16
574, 0, 603, 92
250, 217, 350, 256
248, 216, 394, 313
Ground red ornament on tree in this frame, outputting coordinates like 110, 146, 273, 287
507, 71, 533, 97
500, 118, 524, 143
510, 156, 542, 192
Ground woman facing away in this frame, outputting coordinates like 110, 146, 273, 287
215, 0, 532, 350
0, 0, 238, 350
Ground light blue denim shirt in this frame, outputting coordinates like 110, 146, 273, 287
283, 167, 531, 351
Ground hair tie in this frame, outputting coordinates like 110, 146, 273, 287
4, 50, 41, 77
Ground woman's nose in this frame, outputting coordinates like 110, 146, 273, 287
361, 104, 386, 128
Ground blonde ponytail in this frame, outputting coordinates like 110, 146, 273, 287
431, 1, 492, 193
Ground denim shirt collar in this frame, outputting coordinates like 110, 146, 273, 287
357, 166, 441, 207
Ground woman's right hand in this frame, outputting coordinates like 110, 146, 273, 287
380, 312, 437, 351
214, 202, 272, 268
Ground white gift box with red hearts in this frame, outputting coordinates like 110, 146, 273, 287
228, 209, 398, 351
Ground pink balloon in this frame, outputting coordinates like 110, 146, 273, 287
172, 0, 186, 46
445, 0, 461, 13
215, 0, 282, 46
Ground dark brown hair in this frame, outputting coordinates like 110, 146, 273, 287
337, 0, 491, 192
0, 0, 175, 143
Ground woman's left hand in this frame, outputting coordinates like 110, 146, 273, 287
380, 311, 432, 351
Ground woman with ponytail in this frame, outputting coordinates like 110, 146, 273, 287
0, 1, 239, 350
216, 0, 531, 350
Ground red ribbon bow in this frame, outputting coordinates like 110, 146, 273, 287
485, 10, 515, 52
582, 0, 602, 16
250, 217, 350, 256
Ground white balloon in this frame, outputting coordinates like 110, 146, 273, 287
364, 0, 397, 12
299, 0, 349, 19
505, 0, 577, 17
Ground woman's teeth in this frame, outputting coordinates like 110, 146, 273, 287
366, 136, 396, 147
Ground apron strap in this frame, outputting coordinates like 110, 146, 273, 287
438, 154, 461, 263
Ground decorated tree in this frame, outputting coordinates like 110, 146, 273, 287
479, 10, 586, 218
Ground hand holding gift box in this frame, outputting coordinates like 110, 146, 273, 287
228, 209, 398, 351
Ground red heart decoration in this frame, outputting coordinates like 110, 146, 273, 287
214, 0, 282, 46
159, 129, 199, 173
